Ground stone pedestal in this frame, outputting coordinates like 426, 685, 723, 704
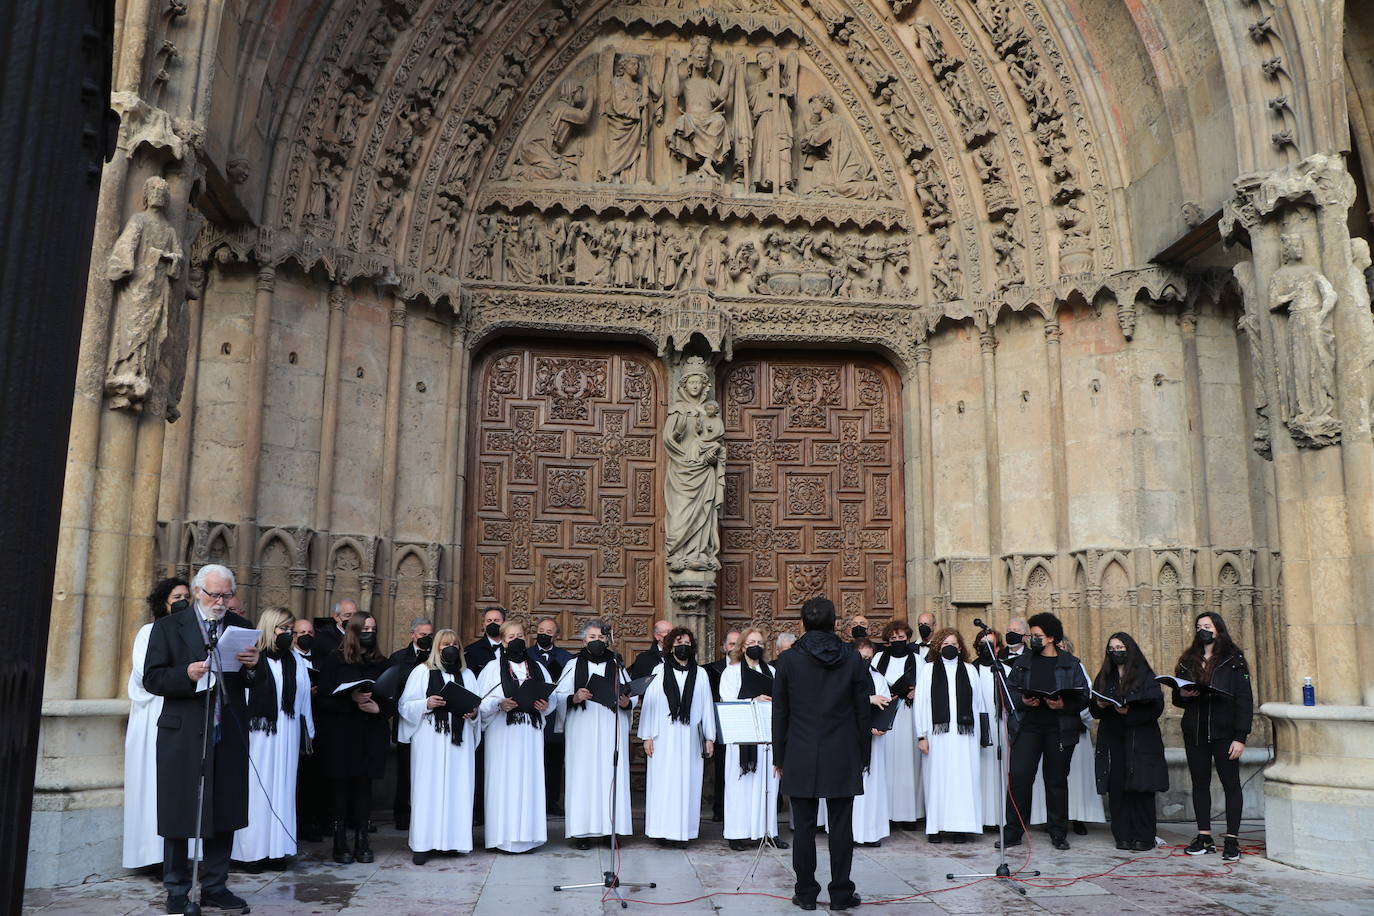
1261, 703, 1374, 878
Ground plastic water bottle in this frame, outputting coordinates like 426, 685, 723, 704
1302, 676, 1315, 707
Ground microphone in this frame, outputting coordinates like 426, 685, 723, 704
973, 618, 988, 631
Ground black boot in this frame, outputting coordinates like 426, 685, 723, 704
333, 826, 354, 865
354, 828, 374, 864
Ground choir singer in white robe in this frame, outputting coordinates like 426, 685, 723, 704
973, 628, 1006, 828
720, 628, 786, 851
399, 628, 480, 863
551, 618, 635, 848
914, 628, 985, 843
872, 620, 923, 827
477, 620, 552, 853
639, 626, 716, 848
233, 608, 315, 864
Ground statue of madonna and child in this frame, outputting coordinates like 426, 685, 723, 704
663, 357, 726, 573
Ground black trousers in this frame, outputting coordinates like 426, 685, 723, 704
544, 735, 564, 810
163, 832, 232, 898
1107, 789, 1157, 846
1005, 723, 1071, 841
1185, 738, 1243, 835
296, 747, 327, 834
789, 796, 855, 905
712, 750, 726, 819
330, 776, 374, 831
473, 744, 485, 823
394, 742, 411, 826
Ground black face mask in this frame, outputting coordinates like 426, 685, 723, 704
274, 632, 294, 653
486, 621, 503, 640
170, 598, 190, 615
504, 638, 527, 660
940, 644, 959, 661
745, 645, 764, 661
851, 625, 868, 639
887, 640, 910, 657
440, 645, 462, 672
536, 633, 554, 650
417, 634, 434, 652
1005, 631, 1024, 646
1028, 635, 1046, 653
359, 631, 377, 649
918, 624, 933, 641
295, 634, 314, 653
1107, 649, 1127, 666
1197, 629, 1215, 645
586, 639, 608, 660
672, 644, 694, 663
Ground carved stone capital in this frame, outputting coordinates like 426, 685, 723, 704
389, 304, 408, 327
328, 283, 348, 312
914, 343, 932, 365
1042, 317, 1062, 342
1221, 154, 1357, 243
256, 265, 276, 293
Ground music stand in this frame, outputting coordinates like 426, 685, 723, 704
734, 740, 788, 892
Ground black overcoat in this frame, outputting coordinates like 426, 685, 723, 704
1090, 676, 1169, 794
771, 631, 872, 799
1171, 653, 1254, 745
142, 608, 256, 838
316, 651, 393, 779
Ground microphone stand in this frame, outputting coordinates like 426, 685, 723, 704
947, 630, 1039, 895
184, 622, 222, 916
554, 658, 656, 908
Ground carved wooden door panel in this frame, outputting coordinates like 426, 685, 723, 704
719, 354, 904, 639
466, 345, 664, 653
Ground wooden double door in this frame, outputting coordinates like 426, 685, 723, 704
465, 344, 904, 653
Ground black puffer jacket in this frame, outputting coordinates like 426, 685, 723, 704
1091, 673, 1168, 794
1170, 653, 1254, 744
1003, 650, 1090, 746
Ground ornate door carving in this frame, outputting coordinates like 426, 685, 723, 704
466, 345, 664, 651
719, 354, 904, 640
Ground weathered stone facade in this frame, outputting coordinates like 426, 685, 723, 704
29, 0, 1374, 888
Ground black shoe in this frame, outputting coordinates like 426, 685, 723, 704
995, 836, 1022, 849
199, 889, 250, 913
927, 832, 944, 844
574, 838, 592, 850
830, 894, 862, 911
861, 839, 882, 848
729, 839, 749, 851
1185, 834, 1215, 856
353, 829, 374, 864
1222, 836, 1241, 862
1115, 840, 1130, 850
791, 897, 817, 911
1132, 839, 1153, 852
1071, 820, 1088, 836
1051, 835, 1071, 850
951, 833, 968, 844
412, 851, 430, 865
166, 895, 189, 915
240, 858, 264, 874
332, 826, 354, 865
771, 836, 790, 849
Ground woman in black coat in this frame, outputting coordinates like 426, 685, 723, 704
1090, 632, 1167, 852
317, 614, 392, 865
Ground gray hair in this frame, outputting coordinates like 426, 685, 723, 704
410, 617, 433, 632
332, 598, 358, 616
579, 617, 611, 639
775, 632, 797, 648
1008, 617, 1028, 633
192, 564, 236, 592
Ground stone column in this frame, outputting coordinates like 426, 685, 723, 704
236, 263, 276, 612
160, 265, 206, 577
312, 283, 348, 618
377, 297, 409, 626
978, 322, 1002, 612
1223, 153, 1374, 877
439, 307, 473, 630
913, 343, 937, 613
1042, 315, 1070, 551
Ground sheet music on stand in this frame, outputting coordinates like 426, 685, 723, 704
715, 700, 772, 745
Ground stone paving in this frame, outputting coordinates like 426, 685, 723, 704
24, 818, 1374, 915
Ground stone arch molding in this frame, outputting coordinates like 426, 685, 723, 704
246, 0, 1221, 352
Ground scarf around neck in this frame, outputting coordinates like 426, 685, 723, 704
571, 650, 617, 711
875, 648, 916, 706
930, 658, 975, 736
500, 655, 544, 728
427, 669, 465, 745
663, 660, 698, 725
248, 650, 297, 734
737, 661, 773, 775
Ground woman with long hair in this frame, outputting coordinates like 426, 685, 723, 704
399, 628, 479, 863
639, 626, 716, 847
915, 628, 986, 842
1172, 612, 1253, 862
123, 577, 189, 869
317, 614, 390, 865
720, 628, 786, 851
232, 607, 314, 866
872, 619, 923, 827
1090, 632, 1167, 851
477, 619, 553, 853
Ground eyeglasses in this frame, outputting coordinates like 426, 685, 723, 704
202, 590, 236, 601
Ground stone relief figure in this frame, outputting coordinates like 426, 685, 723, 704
1269, 247, 1340, 447
991, 210, 1023, 288
512, 78, 593, 181
333, 81, 370, 146
427, 193, 462, 269
664, 357, 724, 573
744, 49, 797, 193
468, 214, 497, 279
800, 93, 879, 199
503, 215, 541, 284
368, 175, 403, 248
105, 176, 183, 411
666, 36, 735, 179
306, 153, 343, 224
602, 54, 662, 183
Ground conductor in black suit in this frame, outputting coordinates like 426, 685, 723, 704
143, 563, 259, 915
771, 597, 870, 912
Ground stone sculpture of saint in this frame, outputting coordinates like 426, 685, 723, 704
799, 93, 878, 199
602, 55, 661, 183
666, 36, 734, 179
664, 359, 725, 573
745, 49, 797, 193
1270, 261, 1339, 444
105, 176, 183, 412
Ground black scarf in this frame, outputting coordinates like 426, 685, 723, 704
663, 660, 698, 725
500, 655, 545, 728
570, 649, 616, 711
930, 658, 975, 736
736, 661, 773, 775
875, 647, 916, 707
427, 669, 465, 746
247, 649, 297, 734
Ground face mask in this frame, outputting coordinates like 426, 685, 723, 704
274, 632, 294, 653
1197, 629, 1215, 645
940, 644, 959, 661
440, 646, 462, 672
586, 639, 608, 659
745, 645, 764, 661
672, 644, 694, 662
851, 626, 868, 639
505, 637, 527, 659
1107, 649, 1127, 666
486, 622, 502, 640
359, 631, 377, 649
918, 624, 933, 641
417, 634, 433, 652
1005, 631, 1023, 646
295, 634, 314, 653
888, 641, 909, 657
1028, 635, 1045, 653
536, 633, 554, 650
170, 598, 190, 615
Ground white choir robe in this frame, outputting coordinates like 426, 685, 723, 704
976, 664, 1006, 826
1030, 705, 1106, 825
551, 659, 636, 838
477, 658, 552, 853
873, 653, 924, 822
232, 654, 315, 861
819, 668, 891, 844
123, 623, 163, 868
399, 664, 480, 854
914, 658, 985, 835
719, 662, 779, 841
638, 663, 717, 842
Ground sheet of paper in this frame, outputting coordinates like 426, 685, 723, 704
716, 700, 771, 745
214, 625, 258, 672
